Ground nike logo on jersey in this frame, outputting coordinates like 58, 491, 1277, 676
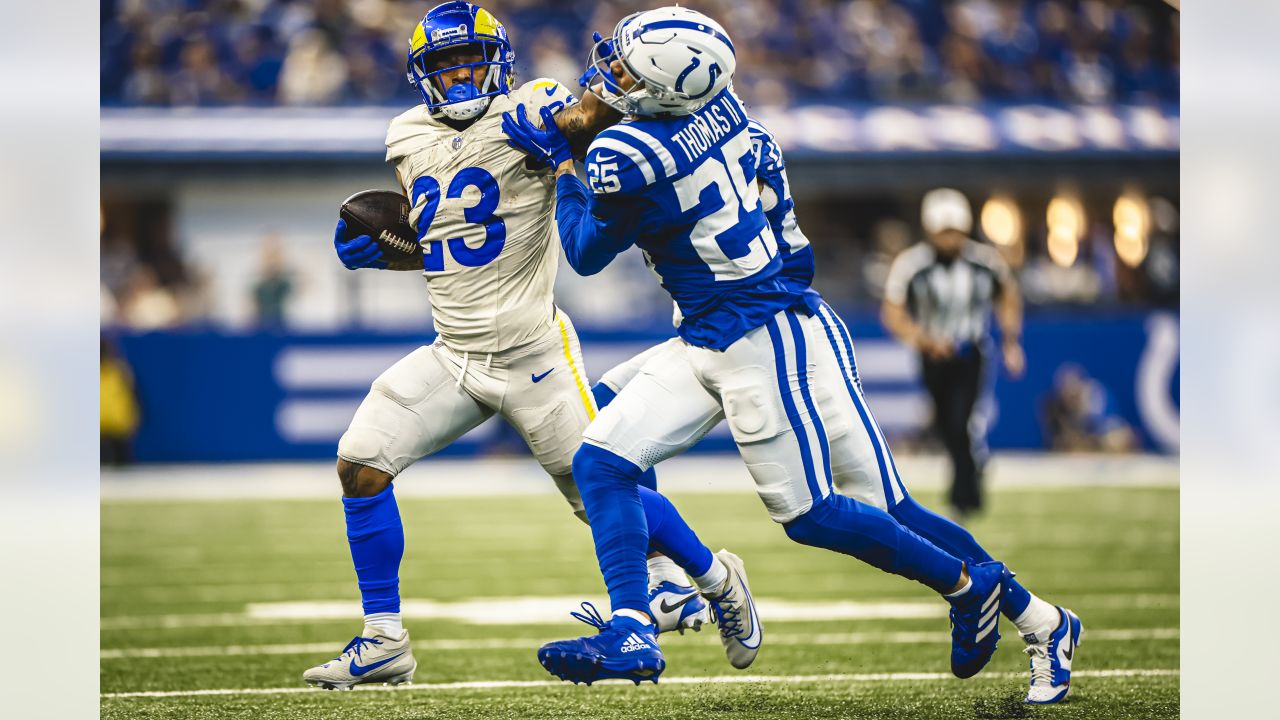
658, 593, 697, 615
594, 153, 617, 162
349, 652, 404, 676
531, 369, 554, 383
544, 85, 558, 96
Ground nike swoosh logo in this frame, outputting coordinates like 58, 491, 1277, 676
531, 369, 554, 383
1062, 635, 1074, 662
733, 572, 762, 650
349, 652, 404, 676
658, 593, 697, 614
544, 86, 557, 96
594, 153, 617, 162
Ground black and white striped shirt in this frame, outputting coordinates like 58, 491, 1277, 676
884, 240, 1013, 346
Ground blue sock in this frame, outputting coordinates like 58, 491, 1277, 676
573, 443, 651, 614
592, 382, 659, 491
784, 493, 963, 594
888, 496, 1033, 617
342, 484, 404, 615
639, 486, 715, 578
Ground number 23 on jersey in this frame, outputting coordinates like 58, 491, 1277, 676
410, 166, 506, 272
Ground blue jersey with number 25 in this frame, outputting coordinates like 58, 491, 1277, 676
558, 89, 811, 350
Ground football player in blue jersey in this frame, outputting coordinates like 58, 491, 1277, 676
501, 6, 1082, 702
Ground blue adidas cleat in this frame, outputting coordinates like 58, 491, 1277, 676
537, 602, 665, 685
946, 560, 1010, 679
1024, 607, 1084, 704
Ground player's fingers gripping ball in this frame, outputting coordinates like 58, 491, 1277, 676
333, 218, 388, 270
502, 103, 573, 169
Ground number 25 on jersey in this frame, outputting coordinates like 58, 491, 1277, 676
411, 167, 506, 272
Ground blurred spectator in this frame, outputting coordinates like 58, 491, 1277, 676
251, 235, 297, 328
1042, 363, 1138, 452
278, 29, 349, 105
100, 0, 1180, 109
120, 267, 183, 330
101, 337, 141, 466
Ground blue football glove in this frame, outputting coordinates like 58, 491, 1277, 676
502, 103, 573, 168
579, 31, 616, 88
333, 218, 387, 270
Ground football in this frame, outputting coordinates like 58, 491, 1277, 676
338, 189, 422, 265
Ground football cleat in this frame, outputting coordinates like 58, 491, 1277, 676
946, 560, 1010, 679
703, 550, 762, 669
648, 580, 711, 634
302, 626, 417, 690
537, 602, 665, 685
1024, 607, 1085, 704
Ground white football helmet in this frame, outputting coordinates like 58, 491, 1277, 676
588, 7, 736, 117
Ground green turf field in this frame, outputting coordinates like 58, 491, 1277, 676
101, 478, 1178, 719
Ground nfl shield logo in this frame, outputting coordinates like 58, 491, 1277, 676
451, 136, 463, 151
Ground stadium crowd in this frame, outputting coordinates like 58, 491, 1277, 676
101, 0, 1179, 108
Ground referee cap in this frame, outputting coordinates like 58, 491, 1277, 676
921, 188, 973, 235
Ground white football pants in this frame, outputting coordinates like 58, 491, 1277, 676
586, 303, 908, 522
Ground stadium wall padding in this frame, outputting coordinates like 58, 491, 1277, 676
111, 311, 1179, 462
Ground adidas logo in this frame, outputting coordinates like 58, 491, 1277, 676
619, 632, 651, 653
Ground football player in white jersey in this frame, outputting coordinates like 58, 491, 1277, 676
302, 2, 740, 690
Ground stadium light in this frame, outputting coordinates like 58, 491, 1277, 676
980, 196, 1022, 247
1046, 195, 1084, 267
1113, 193, 1151, 268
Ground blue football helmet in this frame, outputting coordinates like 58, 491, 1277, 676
407, 2, 515, 121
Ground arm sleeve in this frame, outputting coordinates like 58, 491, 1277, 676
554, 174, 643, 276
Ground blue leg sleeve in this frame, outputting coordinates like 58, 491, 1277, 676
573, 443, 651, 614
639, 486, 715, 578
783, 493, 964, 594
592, 382, 658, 491
342, 484, 404, 615
889, 495, 1033, 617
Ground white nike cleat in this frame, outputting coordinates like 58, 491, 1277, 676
302, 626, 417, 690
703, 550, 762, 669
648, 580, 711, 634
1024, 607, 1084, 704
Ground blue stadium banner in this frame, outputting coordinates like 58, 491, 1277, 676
101, 104, 1178, 160
111, 312, 1179, 462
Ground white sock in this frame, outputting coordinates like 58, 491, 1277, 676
614, 608, 653, 627
1012, 595, 1060, 641
363, 612, 404, 637
693, 556, 728, 594
944, 576, 973, 598
647, 554, 687, 588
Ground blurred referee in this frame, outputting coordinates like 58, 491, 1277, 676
881, 189, 1024, 520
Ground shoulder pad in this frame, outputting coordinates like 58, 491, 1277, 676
747, 118, 784, 174
585, 124, 678, 194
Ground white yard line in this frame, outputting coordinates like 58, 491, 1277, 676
101, 668, 1180, 699
100, 627, 1178, 659
99, 593, 1180, 631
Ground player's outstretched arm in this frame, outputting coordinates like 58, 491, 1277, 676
553, 90, 622, 160
550, 171, 640, 276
